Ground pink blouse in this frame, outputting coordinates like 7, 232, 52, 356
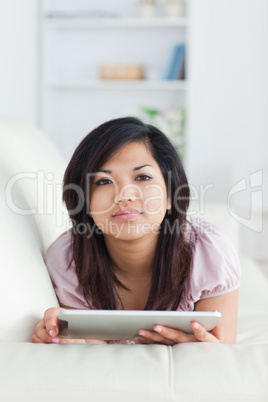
45, 216, 241, 342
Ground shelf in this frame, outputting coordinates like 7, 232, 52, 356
44, 17, 188, 29
41, 1, 189, 161
46, 80, 188, 91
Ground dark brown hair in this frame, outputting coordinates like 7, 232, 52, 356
63, 117, 196, 310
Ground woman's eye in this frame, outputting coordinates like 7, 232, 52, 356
95, 178, 113, 186
135, 174, 152, 181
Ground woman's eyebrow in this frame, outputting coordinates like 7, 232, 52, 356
133, 164, 153, 171
98, 169, 112, 174
97, 164, 153, 174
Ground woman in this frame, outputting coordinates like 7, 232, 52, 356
32, 117, 240, 345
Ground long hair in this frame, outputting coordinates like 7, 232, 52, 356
63, 117, 196, 310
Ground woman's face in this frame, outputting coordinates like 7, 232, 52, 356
90, 142, 171, 241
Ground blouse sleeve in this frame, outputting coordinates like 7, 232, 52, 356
188, 217, 241, 303
44, 230, 88, 309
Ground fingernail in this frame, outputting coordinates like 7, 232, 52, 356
49, 330, 54, 337
192, 322, 199, 329
133, 337, 140, 341
51, 338, 59, 344
154, 325, 162, 333
138, 330, 145, 337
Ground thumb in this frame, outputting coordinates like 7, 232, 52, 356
44, 307, 64, 338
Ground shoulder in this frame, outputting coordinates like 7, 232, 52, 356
44, 229, 88, 308
44, 229, 79, 291
44, 229, 73, 274
185, 215, 241, 302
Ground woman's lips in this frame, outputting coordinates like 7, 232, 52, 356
112, 207, 142, 220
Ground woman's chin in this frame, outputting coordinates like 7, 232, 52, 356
104, 227, 158, 241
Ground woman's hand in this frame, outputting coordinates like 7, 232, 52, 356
133, 319, 224, 345
32, 307, 107, 344
32, 307, 84, 344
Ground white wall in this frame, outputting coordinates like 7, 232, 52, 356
1, 0, 267, 182
0, 0, 267, 261
186, 0, 268, 201
186, 0, 268, 263
0, 0, 38, 125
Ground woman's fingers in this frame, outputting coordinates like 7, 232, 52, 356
134, 325, 196, 344
134, 320, 223, 345
85, 339, 108, 344
133, 328, 167, 344
134, 330, 175, 345
32, 317, 53, 343
32, 308, 107, 344
57, 338, 87, 344
32, 332, 86, 344
32, 323, 86, 344
44, 307, 64, 338
32, 307, 64, 344
153, 325, 196, 343
191, 321, 222, 343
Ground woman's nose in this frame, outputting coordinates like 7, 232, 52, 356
114, 183, 142, 204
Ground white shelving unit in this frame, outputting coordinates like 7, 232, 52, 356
40, 0, 189, 161
47, 80, 188, 91
45, 17, 189, 29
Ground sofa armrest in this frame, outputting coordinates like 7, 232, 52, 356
0, 342, 267, 402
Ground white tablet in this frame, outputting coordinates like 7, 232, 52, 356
58, 310, 221, 340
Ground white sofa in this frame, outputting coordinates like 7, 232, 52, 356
0, 117, 268, 402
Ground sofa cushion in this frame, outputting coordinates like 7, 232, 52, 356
0, 164, 59, 341
188, 200, 240, 253
237, 256, 268, 345
0, 117, 69, 253
0, 342, 267, 402
0, 117, 69, 341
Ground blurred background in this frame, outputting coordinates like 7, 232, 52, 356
0, 0, 267, 273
